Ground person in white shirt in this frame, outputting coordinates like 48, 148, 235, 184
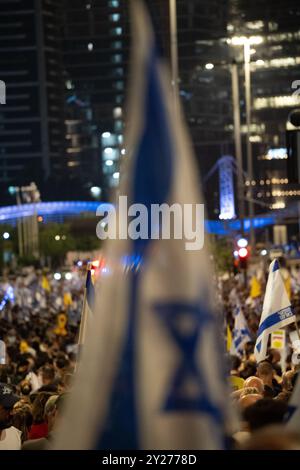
0, 383, 21, 450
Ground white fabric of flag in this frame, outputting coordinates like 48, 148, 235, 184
54, 0, 232, 450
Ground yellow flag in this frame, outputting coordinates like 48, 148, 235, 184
41, 275, 50, 292
284, 275, 291, 300
63, 292, 72, 307
54, 313, 68, 336
250, 276, 261, 298
227, 325, 232, 352
20, 340, 29, 354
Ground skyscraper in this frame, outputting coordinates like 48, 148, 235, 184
0, 0, 65, 204
63, 0, 128, 198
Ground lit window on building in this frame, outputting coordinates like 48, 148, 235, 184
66, 80, 73, 90
113, 107, 122, 118
112, 54, 122, 64
113, 67, 124, 77
111, 27, 122, 36
114, 120, 123, 132
110, 13, 120, 22
114, 81, 124, 91
261, 148, 288, 160
103, 147, 119, 160
115, 95, 123, 104
254, 96, 300, 109
112, 40, 122, 49
246, 20, 264, 30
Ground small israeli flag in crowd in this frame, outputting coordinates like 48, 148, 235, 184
255, 259, 295, 363
55, 0, 232, 450
77, 267, 95, 347
231, 304, 251, 358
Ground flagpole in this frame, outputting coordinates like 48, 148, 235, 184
169, 0, 179, 116
77, 263, 91, 352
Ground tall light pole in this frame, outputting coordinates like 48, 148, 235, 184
231, 61, 245, 232
230, 35, 263, 252
244, 40, 255, 251
169, 0, 179, 116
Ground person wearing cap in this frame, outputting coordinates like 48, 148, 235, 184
0, 383, 21, 450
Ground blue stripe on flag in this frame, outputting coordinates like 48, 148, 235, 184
257, 306, 294, 338
257, 307, 294, 337
272, 259, 280, 272
97, 44, 173, 449
86, 270, 95, 312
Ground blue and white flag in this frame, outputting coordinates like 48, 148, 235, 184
77, 268, 95, 347
254, 259, 295, 363
231, 304, 251, 358
55, 0, 232, 450
86, 269, 95, 313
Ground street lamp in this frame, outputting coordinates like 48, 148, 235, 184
230, 35, 264, 252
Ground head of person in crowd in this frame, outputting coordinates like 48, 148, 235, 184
11, 402, 33, 442
243, 398, 287, 432
38, 365, 57, 392
282, 370, 294, 392
244, 341, 255, 359
238, 393, 262, 410
0, 383, 20, 431
239, 360, 257, 380
257, 361, 281, 396
229, 355, 241, 375
274, 391, 292, 403
240, 387, 260, 397
243, 376, 264, 395
267, 349, 281, 365
31, 392, 53, 425
20, 380, 32, 397
55, 354, 70, 373
44, 395, 59, 434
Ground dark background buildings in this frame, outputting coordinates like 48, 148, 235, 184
1, 0, 300, 229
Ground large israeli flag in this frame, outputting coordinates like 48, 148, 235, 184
54, 0, 232, 450
231, 304, 251, 358
254, 259, 295, 363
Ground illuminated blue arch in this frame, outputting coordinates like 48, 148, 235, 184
0, 201, 276, 235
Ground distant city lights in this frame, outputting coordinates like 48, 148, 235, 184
90, 186, 102, 197
102, 132, 111, 138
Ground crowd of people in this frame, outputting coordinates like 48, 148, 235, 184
221, 263, 300, 449
1, 262, 300, 449
0, 267, 83, 449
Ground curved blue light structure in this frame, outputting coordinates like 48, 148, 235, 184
0, 200, 276, 235
0, 201, 100, 223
